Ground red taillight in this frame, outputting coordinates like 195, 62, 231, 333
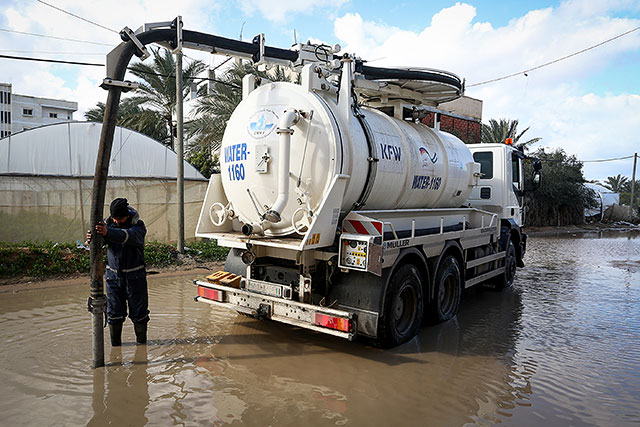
197, 286, 223, 302
315, 313, 351, 332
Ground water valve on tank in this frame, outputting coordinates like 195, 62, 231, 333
255, 144, 270, 173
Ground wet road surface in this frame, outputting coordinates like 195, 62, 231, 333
1, 232, 639, 426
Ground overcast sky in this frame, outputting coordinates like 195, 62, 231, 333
1, 0, 639, 181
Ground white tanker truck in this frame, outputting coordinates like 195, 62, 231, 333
193, 42, 541, 347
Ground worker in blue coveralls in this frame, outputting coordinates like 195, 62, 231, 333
87, 198, 149, 346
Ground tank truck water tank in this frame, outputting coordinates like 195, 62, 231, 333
220, 81, 476, 236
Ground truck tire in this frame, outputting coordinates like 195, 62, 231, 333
433, 256, 462, 323
494, 239, 517, 290
379, 264, 424, 347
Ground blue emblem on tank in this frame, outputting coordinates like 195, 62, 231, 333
248, 109, 277, 138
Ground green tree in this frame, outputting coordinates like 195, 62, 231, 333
186, 149, 218, 179
524, 148, 596, 226
85, 48, 206, 149
622, 179, 635, 192
482, 118, 541, 151
603, 174, 629, 193
127, 47, 206, 149
84, 98, 170, 142
619, 178, 640, 210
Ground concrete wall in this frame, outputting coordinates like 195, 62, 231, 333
439, 96, 483, 121
0, 176, 208, 243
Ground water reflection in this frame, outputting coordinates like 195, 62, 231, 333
192, 285, 527, 425
0, 233, 638, 426
89, 346, 150, 427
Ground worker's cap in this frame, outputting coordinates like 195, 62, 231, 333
110, 198, 130, 218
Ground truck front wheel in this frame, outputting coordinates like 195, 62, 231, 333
379, 264, 424, 347
494, 239, 517, 290
433, 256, 462, 323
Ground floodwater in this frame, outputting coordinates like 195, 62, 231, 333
1, 233, 639, 426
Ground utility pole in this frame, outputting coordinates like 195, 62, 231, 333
175, 17, 185, 254
631, 152, 638, 210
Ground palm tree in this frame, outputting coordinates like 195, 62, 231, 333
127, 47, 206, 149
622, 179, 640, 193
481, 118, 541, 151
85, 48, 206, 149
603, 174, 629, 192
85, 98, 137, 122
84, 98, 170, 143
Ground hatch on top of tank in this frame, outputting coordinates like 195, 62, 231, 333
353, 64, 464, 106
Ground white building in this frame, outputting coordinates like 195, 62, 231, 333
0, 83, 77, 137
0, 83, 11, 138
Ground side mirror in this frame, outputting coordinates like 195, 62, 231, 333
533, 159, 542, 171
531, 170, 541, 190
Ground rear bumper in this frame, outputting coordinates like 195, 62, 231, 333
193, 279, 357, 340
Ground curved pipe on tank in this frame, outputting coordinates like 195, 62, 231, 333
241, 221, 270, 236
263, 109, 301, 223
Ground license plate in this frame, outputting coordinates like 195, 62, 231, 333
246, 279, 283, 298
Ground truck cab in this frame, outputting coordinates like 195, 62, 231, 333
467, 143, 525, 227
467, 142, 540, 270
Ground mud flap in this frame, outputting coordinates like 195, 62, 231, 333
327, 269, 390, 338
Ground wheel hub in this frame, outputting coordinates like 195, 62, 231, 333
393, 283, 417, 335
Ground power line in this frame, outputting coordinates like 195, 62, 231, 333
582, 155, 635, 163
35, 0, 118, 34
468, 24, 640, 87
0, 53, 243, 88
539, 154, 635, 164
0, 27, 113, 46
212, 56, 234, 72
0, 49, 105, 55
0, 53, 103, 66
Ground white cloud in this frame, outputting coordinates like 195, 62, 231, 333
334, 13, 404, 53
0, 0, 221, 117
237, 0, 347, 23
333, 1, 640, 181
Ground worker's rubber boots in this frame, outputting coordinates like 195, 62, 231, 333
109, 321, 124, 347
133, 321, 147, 344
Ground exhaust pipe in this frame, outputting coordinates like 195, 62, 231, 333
264, 109, 300, 223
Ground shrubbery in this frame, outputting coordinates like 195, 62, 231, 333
0, 240, 228, 279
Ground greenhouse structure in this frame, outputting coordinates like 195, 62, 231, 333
0, 121, 208, 243
584, 183, 620, 221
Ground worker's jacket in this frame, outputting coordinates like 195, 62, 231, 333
103, 207, 147, 277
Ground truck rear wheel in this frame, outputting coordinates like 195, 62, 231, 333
433, 256, 462, 323
379, 264, 424, 347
